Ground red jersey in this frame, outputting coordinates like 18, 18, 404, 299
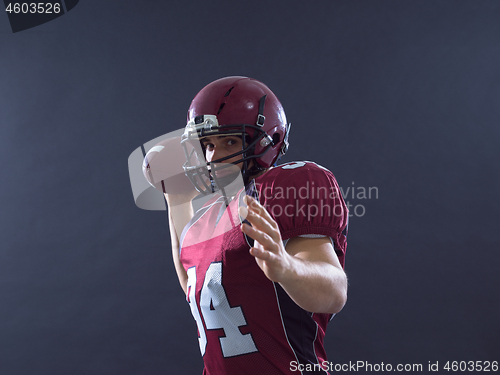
179, 161, 348, 374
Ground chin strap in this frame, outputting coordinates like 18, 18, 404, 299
276, 122, 291, 161
243, 162, 266, 185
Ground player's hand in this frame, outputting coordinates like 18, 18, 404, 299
239, 195, 293, 283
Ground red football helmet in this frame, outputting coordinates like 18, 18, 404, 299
181, 76, 291, 194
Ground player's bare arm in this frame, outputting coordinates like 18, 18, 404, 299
165, 191, 198, 294
240, 195, 348, 314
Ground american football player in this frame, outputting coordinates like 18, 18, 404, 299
166, 76, 348, 374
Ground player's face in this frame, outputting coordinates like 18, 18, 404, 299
202, 135, 246, 169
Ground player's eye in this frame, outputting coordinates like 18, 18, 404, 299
226, 138, 240, 147
203, 142, 214, 150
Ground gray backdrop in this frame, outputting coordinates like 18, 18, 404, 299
1, 1, 499, 374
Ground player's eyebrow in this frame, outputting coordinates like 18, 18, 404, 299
201, 135, 238, 144
200, 137, 215, 145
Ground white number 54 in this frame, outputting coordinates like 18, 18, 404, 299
186, 263, 258, 357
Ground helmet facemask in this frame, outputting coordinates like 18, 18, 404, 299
181, 115, 273, 196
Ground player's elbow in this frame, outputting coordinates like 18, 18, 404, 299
328, 288, 347, 314
326, 275, 348, 314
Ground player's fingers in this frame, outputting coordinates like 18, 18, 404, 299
240, 223, 280, 253
249, 246, 273, 261
244, 196, 279, 230
239, 206, 278, 242
244, 195, 267, 217
239, 207, 280, 241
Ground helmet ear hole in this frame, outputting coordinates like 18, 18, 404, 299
272, 133, 280, 145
